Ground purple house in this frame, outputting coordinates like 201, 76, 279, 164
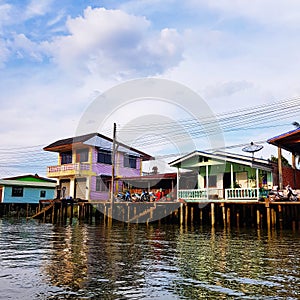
44, 133, 152, 201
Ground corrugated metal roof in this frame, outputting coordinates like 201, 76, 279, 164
3, 174, 56, 183
0, 179, 57, 188
267, 128, 300, 155
169, 150, 272, 171
43, 132, 153, 161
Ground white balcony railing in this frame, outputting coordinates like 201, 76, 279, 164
225, 188, 258, 200
178, 189, 223, 202
47, 163, 90, 175
178, 188, 259, 201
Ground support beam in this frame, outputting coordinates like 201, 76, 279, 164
111, 122, 117, 203
278, 147, 283, 190
70, 178, 75, 198
206, 165, 209, 200
256, 168, 259, 200
211, 203, 215, 227
230, 164, 234, 188
292, 153, 297, 188
176, 167, 180, 200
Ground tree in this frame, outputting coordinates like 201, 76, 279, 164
270, 155, 291, 167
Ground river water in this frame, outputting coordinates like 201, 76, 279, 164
0, 218, 299, 300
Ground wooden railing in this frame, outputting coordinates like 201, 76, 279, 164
225, 188, 258, 200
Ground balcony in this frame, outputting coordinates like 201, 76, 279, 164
178, 188, 223, 202
47, 163, 91, 178
178, 188, 260, 202
225, 188, 258, 200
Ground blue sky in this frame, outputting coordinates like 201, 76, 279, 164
1, 0, 300, 176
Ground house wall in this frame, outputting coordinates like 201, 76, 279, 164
89, 148, 142, 200
51, 144, 146, 201
197, 164, 272, 189
2, 186, 55, 203
272, 164, 300, 188
91, 148, 141, 177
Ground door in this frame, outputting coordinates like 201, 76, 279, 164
75, 178, 86, 200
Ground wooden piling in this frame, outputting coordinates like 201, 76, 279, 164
221, 204, 226, 227
226, 206, 231, 227
185, 204, 188, 227
211, 203, 215, 227
199, 208, 203, 225
256, 207, 261, 228
266, 201, 271, 231
180, 203, 183, 225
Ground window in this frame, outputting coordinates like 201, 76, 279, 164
204, 175, 217, 188
12, 186, 23, 197
40, 190, 46, 198
98, 150, 112, 165
61, 151, 72, 164
76, 149, 89, 162
124, 154, 137, 169
96, 176, 110, 192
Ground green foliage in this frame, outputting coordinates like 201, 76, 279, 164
270, 155, 291, 167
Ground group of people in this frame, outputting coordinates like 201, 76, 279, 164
117, 189, 166, 202
270, 184, 298, 201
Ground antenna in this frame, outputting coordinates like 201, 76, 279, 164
242, 142, 263, 159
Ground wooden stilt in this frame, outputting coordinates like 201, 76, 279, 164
211, 203, 215, 227
199, 208, 203, 225
271, 207, 276, 228
180, 203, 183, 225
221, 204, 226, 227
227, 207, 231, 227
127, 203, 130, 223
185, 204, 189, 227
277, 204, 282, 230
266, 202, 271, 232
256, 207, 261, 228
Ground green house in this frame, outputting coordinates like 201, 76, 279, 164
169, 151, 273, 202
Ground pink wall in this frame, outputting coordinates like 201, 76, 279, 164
91, 148, 141, 177
89, 148, 142, 201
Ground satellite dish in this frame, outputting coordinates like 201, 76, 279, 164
242, 142, 263, 159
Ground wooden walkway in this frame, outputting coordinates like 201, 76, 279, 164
2, 198, 299, 230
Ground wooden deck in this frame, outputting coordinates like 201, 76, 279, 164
1, 197, 299, 230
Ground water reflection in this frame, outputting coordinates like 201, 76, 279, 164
0, 219, 300, 299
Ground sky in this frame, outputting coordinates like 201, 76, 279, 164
0, 0, 300, 177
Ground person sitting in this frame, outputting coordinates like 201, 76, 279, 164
155, 189, 162, 201
286, 184, 297, 201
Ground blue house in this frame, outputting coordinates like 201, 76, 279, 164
0, 174, 57, 204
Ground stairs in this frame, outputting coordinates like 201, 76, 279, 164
28, 201, 55, 219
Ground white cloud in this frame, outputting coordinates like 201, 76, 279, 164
43, 7, 184, 78
188, 0, 300, 28
25, 0, 53, 19
1, 1, 300, 177
9, 33, 43, 61
0, 3, 12, 30
0, 39, 9, 67
203, 81, 254, 99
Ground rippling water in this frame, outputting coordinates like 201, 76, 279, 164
0, 218, 300, 299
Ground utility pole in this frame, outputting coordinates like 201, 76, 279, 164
111, 123, 116, 203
